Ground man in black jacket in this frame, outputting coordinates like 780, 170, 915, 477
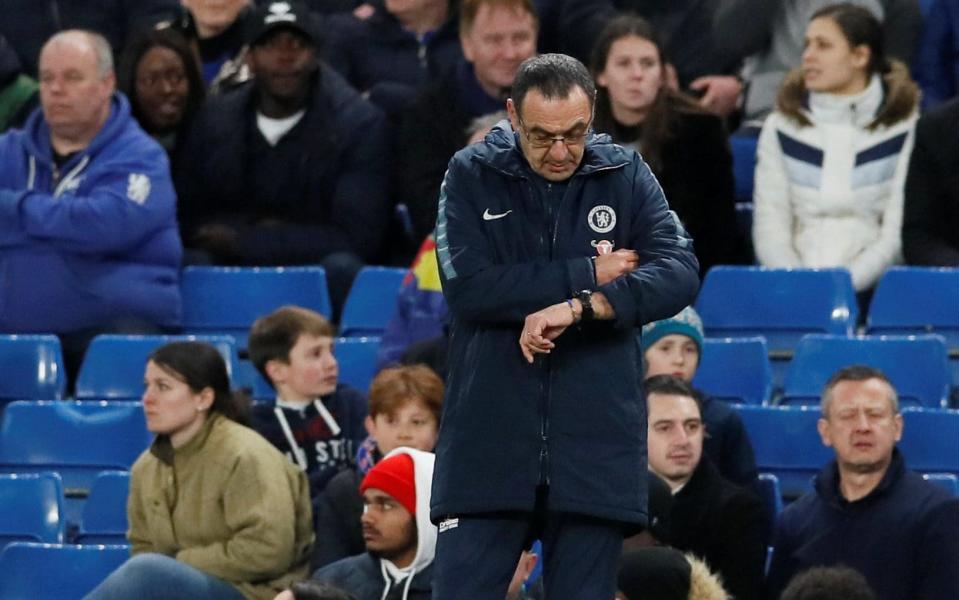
645, 375, 766, 600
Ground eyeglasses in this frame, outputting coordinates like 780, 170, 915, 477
518, 117, 591, 150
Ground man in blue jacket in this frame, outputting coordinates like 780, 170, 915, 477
431, 53, 700, 599
0, 30, 182, 376
765, 365, 959, 600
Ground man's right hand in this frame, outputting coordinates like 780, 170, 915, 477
594, 249, 639, 286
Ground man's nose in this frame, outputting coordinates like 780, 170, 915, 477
547, 139, 569, 160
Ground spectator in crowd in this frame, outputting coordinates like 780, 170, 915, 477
590, 15, 745, 276
248, 306, 368, 496
312, 449, 437, 600
753, 3, 918, 295
0, 35, 39, 132
902, 97, 959, 265
274, 581, 358, 600
174, 0, 257, 90
0, 30, 182, 381
780, 566, 877, 600
312, 364, 443, 569
431, 53, 699, 598
87, 342, 314, 600
322, 0, 462, 120
0, 0, 179, 77
118, 27, 205, 162
641, 307, 758, 489
765, 365, 959, 600
176, 0, 391, 317
712, 0, 921, 127
397, 0, 538, 242
645, 375, 765, 600
912, 0, 959, 109
557, 0, 744, 117
376, 111, 505, 372
617, 546, 730, 600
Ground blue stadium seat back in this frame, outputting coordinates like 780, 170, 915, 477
757, 472, 784, 545
231, 359, 276, 402
0, 335, 67, 402
693, 337, 772, 405
75, 335, 239, 400
867, 268, 959, 342
181, 266, 332, 348
696, 267, 858, 354
339, 267, 406, 337
336, 337, 381, 394
0, 401, 151, 527
77, 472, 129, 545
923, 473, 959, 496
781, 335, 950, 409
733, 405, 830, 499
0, 473, 65, 551
899, 408, 959, 476
730, 134, 758, 202
0, 542, 130, 599
734, 202, 754, 243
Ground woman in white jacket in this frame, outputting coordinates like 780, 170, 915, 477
753, 2, 919, 293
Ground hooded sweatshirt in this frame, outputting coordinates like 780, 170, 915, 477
311, 447, 436, 600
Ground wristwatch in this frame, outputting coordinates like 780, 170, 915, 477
574, 290, 594, 321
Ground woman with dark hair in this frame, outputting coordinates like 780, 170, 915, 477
753, 3, 919, 294
118, 27, 205, 159
590, 15, 745, 277
86, 342, 314, 600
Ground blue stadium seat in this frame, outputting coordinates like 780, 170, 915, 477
75, 335, 240, 400
757, 472, 784, 544
781, 335, 950, 409
692, 337, 772, 405
899, 408, 959, 478
77, 471, 129, 545
0, 401, 151, 526
0, 473, 65, 552
733, 405, 831, 500
336, 336, 381, 394
0, 335, 67, 403
180, 266, 332, 350
0, 542, 129, 599
730, 134, 758, 202
695, 267, 859, 356
339, 267, 406, 337
923, 473, 959, 496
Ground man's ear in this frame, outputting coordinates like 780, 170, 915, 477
507, 98, 520, 131
817, 417, 833, 447
265, 359, 287, 386
365, 415, 376, 438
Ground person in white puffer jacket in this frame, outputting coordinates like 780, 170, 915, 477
752, 2, 919, 293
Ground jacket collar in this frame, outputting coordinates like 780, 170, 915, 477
807, 73, 883, 128
472, 121, 632, 180
815, 447, 906, 508
150, 412, 221, 466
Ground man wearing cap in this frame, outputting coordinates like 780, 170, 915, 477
312, 448, 437, 600
175, 0, 391, 317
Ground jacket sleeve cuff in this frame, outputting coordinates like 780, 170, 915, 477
566, 256, 596, 295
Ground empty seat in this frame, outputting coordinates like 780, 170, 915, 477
180, 266, 332, 349
692, 337, 772, 405
868, 268, 959, 343
77, 471, 129, 545
339, 267, 406, 337
75, 335, 239, 400
696, 267, 858, 355
0, 335, 66, 403
0, 542, 129, 599
781, 335, 950, 409
336, 336, 381, 394
733, 405, 831, 500
0, 401, 151, 526
0, 473, 65, 551
923, 473, 959, 496
899, 408, 959, 478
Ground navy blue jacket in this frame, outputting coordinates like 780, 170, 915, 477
913, 0, 959, 109
0, 93, 182, 334
175, 65, 391, 264
702, 395, 759, 489
313, 553, 433, 600
766, 449, 959, 600
0, 0, 179, 77
432, 124, 700, 525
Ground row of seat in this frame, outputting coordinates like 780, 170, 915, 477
0, 542, 129, 599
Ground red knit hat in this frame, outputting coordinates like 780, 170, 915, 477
360, 453, 416, 515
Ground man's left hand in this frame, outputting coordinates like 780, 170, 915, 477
519, 301, 575, 363
689, 75, 743, 117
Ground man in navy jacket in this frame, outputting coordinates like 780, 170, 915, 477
766, 365, 959, 600
0, 30, 182, 374
431, 53, 700, 599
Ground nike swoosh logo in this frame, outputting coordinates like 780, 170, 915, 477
483, 209, 512, 221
